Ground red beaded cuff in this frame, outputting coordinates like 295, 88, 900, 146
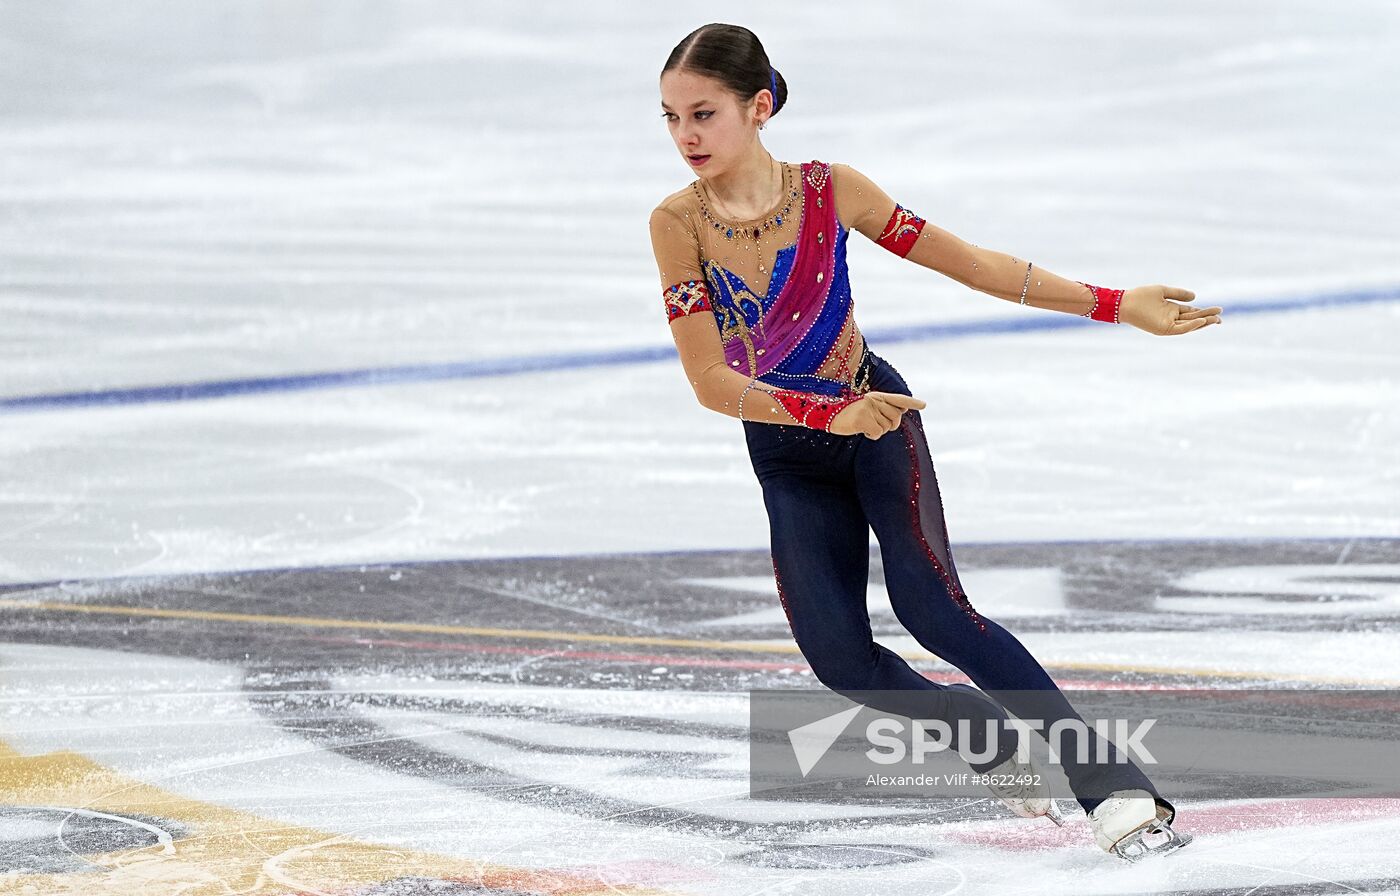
1077, 282, 1124, 323
770, 389, 864, 432
663, 279, 713, 321
874, 204, 926, 258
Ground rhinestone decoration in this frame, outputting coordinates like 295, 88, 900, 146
901, 417, 986, 633
771, 558, 795, 630
692, 163, 798, 241
661, 279, 713, 321
874, 205, 926, 258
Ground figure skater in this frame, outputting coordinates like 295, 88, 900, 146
647, 23, 1219, 861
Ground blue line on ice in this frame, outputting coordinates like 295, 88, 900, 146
3, 285, 1396, 413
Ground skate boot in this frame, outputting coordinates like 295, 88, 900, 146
981, 750, 1067, 827
1089, 790, 1193, 861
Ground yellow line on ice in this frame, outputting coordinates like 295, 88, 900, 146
0, 739, 677, 896
0, 598, 780, 650
2, 597, 1396, 686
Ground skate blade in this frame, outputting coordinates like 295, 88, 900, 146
1112, 823, 1193, 863
1043, 798, 1067, 827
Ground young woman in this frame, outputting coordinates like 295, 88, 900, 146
648, 23, 1220, 861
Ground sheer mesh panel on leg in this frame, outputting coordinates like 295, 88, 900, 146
771, 555, 796, 632
899, 413, 986, 633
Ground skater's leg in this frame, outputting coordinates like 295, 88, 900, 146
855, 405, 1162, 816
759, 471, 1017, 771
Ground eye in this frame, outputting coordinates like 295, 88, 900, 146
695, 111, 712, 120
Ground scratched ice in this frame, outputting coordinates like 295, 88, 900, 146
2, 2, 1399, 895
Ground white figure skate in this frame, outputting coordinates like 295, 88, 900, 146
1089, 789, 1193, 861
982, 750, 1067, 827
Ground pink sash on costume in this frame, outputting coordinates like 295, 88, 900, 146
722, 160, 840, 378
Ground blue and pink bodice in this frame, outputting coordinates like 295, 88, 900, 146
658, 159, 927, 398
663, 161, 857, 397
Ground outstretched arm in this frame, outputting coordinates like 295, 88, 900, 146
830, 163, 1222, 335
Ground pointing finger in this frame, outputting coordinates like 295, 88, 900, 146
881, 394, 927, 411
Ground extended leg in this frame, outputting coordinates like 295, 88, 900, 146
855, 411, 1165, 815
759, 472, 1015, 770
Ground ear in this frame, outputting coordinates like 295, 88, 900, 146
753, 92, 773, 128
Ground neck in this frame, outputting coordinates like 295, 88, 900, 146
703, 144, 777, 211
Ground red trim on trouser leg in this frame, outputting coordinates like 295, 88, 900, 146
772, 556, 795, 631
899, 417, 987, 633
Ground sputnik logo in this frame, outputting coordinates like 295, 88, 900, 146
787, 704, 863, 776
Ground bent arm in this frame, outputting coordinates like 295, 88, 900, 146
831, 163, 1097, 316
668, 312, 820, 423
649, 206, 861, 428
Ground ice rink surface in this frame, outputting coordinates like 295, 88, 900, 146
2, 1, 1399, 893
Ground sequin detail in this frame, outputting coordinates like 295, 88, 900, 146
772, 556, 796, 631
693, 162, 798, 241
1076, 281, 1125, 323
899, 416, 986, 632
770, 388, 861, 432
875, 204, 926, 258
706, 160, 852, 398
662, 279, 713, 321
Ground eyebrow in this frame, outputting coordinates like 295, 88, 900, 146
660, 99, 714, 111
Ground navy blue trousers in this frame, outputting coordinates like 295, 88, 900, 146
744, 347, 1166, 817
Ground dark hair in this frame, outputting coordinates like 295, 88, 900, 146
661, 23, 787, 119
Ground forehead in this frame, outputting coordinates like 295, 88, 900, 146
659, 69, 728, 108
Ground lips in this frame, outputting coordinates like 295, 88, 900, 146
688, 154, 710, 166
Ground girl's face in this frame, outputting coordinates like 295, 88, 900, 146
659, 69, 761, 179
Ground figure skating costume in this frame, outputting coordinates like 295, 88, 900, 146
649, 159, 1189, 859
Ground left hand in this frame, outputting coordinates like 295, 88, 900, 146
1120, 285, 1222, 336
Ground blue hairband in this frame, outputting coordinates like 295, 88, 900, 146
769, 68, 777, 102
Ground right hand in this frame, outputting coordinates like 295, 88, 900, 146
829, 392, 927, 439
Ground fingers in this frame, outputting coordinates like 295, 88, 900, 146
1156, 286, 1221, 334
861, 403, 888, 439
881, 393, 928, 411
855, 392, 930, 440
1169, 315, 1218, 335
860, 393, 915, 439
866, 396, 901, 430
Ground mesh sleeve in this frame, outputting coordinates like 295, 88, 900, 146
831, 163, 984, 290
648, 207, 713, 321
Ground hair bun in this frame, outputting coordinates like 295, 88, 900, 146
662, 25, 790, 119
